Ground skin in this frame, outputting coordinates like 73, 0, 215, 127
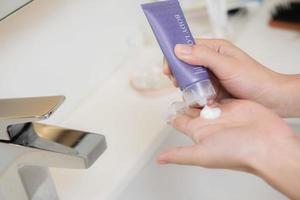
158, 39, 300, 199
163, 39, 300, 117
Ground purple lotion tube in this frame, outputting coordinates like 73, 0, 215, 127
141, 0, 216, 106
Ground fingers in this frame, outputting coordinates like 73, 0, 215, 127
163, 39, 239, 87
162, 58, 171, 76
156, 145, 201, 165
194, 39, 233, 55
169, 110, 221, 140
195, 39, 250, 60
184, 108, 200, 118
174, 44, 235, 79
169, 114, 193, 135
164, 39, 233, 74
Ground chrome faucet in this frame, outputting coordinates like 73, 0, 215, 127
0, 96, 107, 200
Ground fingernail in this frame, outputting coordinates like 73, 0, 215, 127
175, 44, 192, 56
156, 159, 168, 164
156, 156, 169, 164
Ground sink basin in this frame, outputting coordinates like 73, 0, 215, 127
114, 123, 300, 200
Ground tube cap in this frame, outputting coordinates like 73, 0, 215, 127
182, 80, 216, 107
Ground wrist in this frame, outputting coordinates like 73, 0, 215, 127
257, 72, 287, 117
252, 132, 300, 199
274, 74, 300, 117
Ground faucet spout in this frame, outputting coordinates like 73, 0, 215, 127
0, 96, 107, 200
8, 122, 106, 168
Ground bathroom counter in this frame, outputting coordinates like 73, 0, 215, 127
0, 1, 179, 199
52, 2, 300, 198
0, 0, 300, 200
51, 64, 180, 200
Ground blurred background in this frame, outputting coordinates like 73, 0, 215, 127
0, 0, 299, 120
0, 0, 299, 199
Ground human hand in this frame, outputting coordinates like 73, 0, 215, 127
163, 39, 297, 117
157, 99, 295, 172
157, 99, 300, 199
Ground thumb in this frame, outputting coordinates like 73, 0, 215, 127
174, 44, 236, 79
156, 145, 201, 165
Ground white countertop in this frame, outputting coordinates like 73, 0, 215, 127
51, 65, 179, 200
0, 0, 150, 122
0, 0, 299, 200
0, 0, 180, 199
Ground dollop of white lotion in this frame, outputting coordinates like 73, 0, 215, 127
200, 105, 221, 120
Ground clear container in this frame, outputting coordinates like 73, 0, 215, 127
182, 80, 216, 107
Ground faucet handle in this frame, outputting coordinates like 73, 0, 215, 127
0, 96, 65, 141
